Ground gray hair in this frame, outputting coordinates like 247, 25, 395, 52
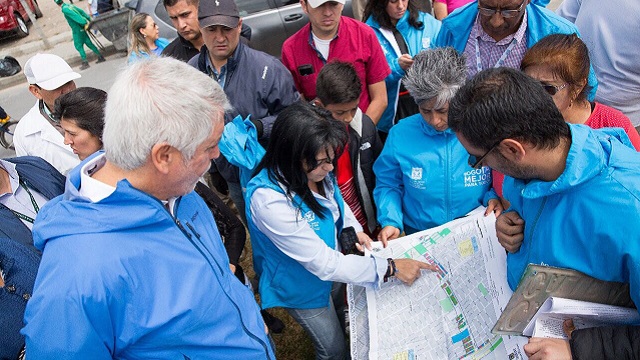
402, 47, 467, 108
103, 57, 230, 170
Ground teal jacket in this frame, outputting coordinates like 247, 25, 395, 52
245, 169, 344, 309
373, 114, 497, 234
433, 1, 597, 100
365, 11, 441, 133
504, 124, 640, 308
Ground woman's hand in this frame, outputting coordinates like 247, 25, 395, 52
355, 231, 373, 252
377, 225, 400, 247
393, 259, 438, 285
398, 54, 414, 71
485, 198, 504, 217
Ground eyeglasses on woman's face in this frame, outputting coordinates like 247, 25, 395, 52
539, 81, 567, 96
478, 0, 526, 18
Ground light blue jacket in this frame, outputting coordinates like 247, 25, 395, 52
503, 124, 640, 308
373, 114, 497, 234
245, 169, 344, 309
127, 38, 170, 63
23, 152, 275, 359
433, 1, 597, 100
366, 11, 441, 133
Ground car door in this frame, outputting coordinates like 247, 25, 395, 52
239, 0, 289, 57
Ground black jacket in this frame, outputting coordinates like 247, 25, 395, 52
161, 35, 199, 63
571, 325, 640, 360
347, 110, 383, 233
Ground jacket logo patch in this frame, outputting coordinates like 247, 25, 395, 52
262, 66, 268, 80
463, 167, 491, 187
359, 142, 371, 151
303, 211, 320, 231
409, 167, 426, 189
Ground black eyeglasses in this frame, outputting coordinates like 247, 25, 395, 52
468, 141, 501, 169
539, 82, 567, 96
478, 0, 526, 18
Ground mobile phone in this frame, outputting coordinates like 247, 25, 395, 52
339, 226, 361, 255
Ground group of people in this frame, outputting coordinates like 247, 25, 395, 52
1, 0, 640, 359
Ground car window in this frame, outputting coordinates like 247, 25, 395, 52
236, 0, 270, 16
154, 1, 171, 26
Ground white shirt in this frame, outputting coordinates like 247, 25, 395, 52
312, 34, 332, 61
0, 159, 49, 230
78, 153, 115, 202
14, 101, 80, 176
250, 177, 387, 287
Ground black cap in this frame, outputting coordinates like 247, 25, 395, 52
198, 0, 240, 29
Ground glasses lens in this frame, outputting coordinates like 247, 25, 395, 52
478, 7, 496, 16
501, 9, 519, 17
540, 83, 557, 95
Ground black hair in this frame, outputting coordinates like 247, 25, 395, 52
253, 101, 348, 219
363, 0, 423, 31
315, 61, 362, 105
163, 0, 198, 8
53, 87, 107, 140
448, 67, 570, 151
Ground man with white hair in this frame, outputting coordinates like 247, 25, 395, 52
21, 57, 275, 359
14, 53, 81, 175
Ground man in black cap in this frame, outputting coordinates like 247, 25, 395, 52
188, 0, 299, 224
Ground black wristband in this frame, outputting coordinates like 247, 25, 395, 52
383, 258, 396, 282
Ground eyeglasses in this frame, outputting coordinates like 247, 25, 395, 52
478, 0, 526, 18
468, 141, 501, 169
539, 82, 567, 96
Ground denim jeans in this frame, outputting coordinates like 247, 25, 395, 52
286, 283, 348, 360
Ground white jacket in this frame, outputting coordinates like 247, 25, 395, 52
14, 101, 80, 175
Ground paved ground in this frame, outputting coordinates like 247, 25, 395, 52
0, 0, 124, 90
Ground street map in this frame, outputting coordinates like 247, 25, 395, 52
348, 210, 527, 359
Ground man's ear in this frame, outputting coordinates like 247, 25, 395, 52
312, 98, 324, 107
300, 0, 309, 14
499, 139, 527, 162
150, 142, 176, 174
28, 85, 43, 100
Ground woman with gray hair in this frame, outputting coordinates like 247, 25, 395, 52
373, 47, 502, 241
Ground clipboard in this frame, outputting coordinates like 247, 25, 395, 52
492, 264, 635, 335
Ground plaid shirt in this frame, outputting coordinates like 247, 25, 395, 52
463, 11, 528, 78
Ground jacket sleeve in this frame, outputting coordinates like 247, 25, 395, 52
570, 325, 640, 360
256, 60, 300, 140
23, 247, 115, 359
372, 134, 404, 231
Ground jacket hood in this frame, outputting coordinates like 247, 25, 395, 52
520, 124, 632, 198
32, 153, 171, 251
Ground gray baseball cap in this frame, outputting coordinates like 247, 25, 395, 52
198, 0, 240, 29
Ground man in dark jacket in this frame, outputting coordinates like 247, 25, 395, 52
0, 156, 65, 359
188, 0, 299, 222
314, 61, 383, 235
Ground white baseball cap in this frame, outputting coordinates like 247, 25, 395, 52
24, 53, 81, 90
306, 0, 345, 8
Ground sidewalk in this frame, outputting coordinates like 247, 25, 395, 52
0, 0, 124, 91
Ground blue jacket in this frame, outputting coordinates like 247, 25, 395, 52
0, 157, 64, 360
503, 124, 640, 308
245, 169, 344, 309
22, 153, 275, 359
127, 38, 170, 63
373, 114, 496, 234
366, 11, 441, 133
433, 1, 597, 100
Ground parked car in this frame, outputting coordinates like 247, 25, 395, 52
0, 0, 42, 38
129, 0, 353, 58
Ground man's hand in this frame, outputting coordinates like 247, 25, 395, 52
377, 225, 400, 247
496, 211, 525, 253
84, 23, 90, 31
393, 259, 438, 285
485, 198, 504, 217
398, 54, 414, 71
524, 337, 572, 360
